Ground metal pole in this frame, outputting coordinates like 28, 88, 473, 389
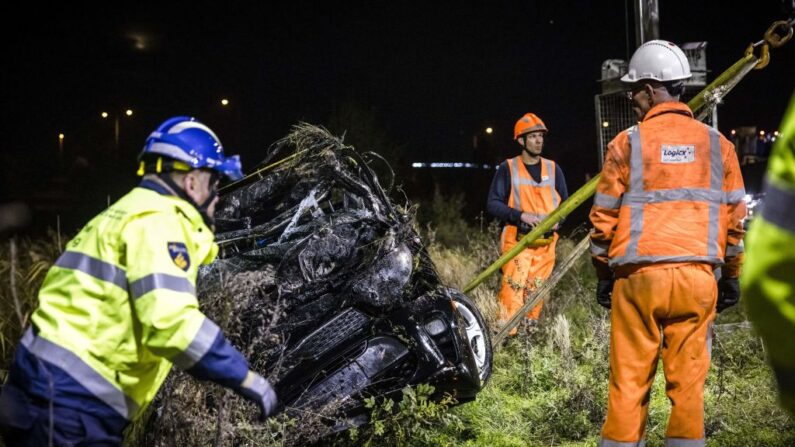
634, 0, 659, 47
114, 115, 120, 153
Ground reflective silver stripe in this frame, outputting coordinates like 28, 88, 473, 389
621, 188, 743, 206
590, 239, 610, 256
625, 126, 643, 260
610, 255, 721, 267
522, 212, 548, 220
171, 318, 221, 370
546, 159, 559, 208
510, 157, 554, 187
54, 251, 127, 289
622, 189, 722, 205
628, 126, 643, 192
513, 178, 554, 187
129, 273, 195, 300
665, 438, 704, 447
761, 180, 795, 233
722, 188, 745, 204
594, 192, 622, 209
706, 127, 723, 258
240, 371, 270, 398
599, 439, 646, 447
618, 125, 725, 267
21, 328, 138, 419
510, 157, 521, 207
725, 240, 744, 257
625, 203, 644, 261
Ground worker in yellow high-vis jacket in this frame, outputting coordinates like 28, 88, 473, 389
744, 92, 795, 417
0, 117, 276, 446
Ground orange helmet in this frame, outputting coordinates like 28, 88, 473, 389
514, 113, 548, 140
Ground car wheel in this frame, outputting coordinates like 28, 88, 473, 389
451, 292, 493, 386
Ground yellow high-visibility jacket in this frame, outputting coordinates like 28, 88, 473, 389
15, 180, 251, 424
744, 93, 795, 415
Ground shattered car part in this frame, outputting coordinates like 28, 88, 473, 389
142, 124, 492, 443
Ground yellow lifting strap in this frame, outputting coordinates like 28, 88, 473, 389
463, 18, 794, 296
218, 149, 310, 193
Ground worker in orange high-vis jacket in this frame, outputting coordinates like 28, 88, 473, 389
589, 40, 745, 447
487, 112, 568, 335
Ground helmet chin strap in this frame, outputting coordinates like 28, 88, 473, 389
158, 173, 217, 229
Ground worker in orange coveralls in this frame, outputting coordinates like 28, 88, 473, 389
487, 112, 568, 335
589, 40, 745, 446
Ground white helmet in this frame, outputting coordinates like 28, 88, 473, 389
621, 40, 692, 83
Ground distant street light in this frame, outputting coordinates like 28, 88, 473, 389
58, 133, 64, 162
101, 108, 135, 152
602, 121, 610, 128
485, 127, 493, 134
221, 98, 230, 106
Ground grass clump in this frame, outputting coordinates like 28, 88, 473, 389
1, 215, 793, 446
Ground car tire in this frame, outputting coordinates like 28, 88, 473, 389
450, 291, 493, 387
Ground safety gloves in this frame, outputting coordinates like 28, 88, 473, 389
596, 279, 615, 309
237, 370, 279, 421
717, 277, 741, 312
591, 257, 614, 310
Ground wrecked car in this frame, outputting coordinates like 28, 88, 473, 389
141, 124, 492, 443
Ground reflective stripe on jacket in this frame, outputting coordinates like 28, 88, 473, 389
501, 156, 560, 247
23, 181, 249, 421
589, 102, 746, 273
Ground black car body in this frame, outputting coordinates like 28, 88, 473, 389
201, 124, 492, 429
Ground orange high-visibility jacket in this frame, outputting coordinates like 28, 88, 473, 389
590, 102, 746, 275
501, 156, 561, 247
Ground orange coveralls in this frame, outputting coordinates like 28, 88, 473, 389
589, 102, 746, 445
498, 156, 560, 326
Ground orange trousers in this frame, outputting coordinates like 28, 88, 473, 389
497, 235, 557, 326
601, 263, 716, 446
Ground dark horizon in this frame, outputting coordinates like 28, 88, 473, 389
2, 2, 793, 233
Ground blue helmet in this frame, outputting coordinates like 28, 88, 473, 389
140, 116, 244, 181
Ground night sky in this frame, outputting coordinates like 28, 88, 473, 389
2, 2, 793, 231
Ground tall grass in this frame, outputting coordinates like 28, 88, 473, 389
0, 232, 61, 377
1, 215, 793, 446
414, 218, 795, 446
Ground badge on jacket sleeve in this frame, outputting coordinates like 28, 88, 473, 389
167, 242, 191, 271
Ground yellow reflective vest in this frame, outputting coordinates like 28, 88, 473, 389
743, 93, 795, 415
21, 181, 250, 422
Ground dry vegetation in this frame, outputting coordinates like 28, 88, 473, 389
1, 212, 793, 446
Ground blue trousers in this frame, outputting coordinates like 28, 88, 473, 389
0, 384, 123, 447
